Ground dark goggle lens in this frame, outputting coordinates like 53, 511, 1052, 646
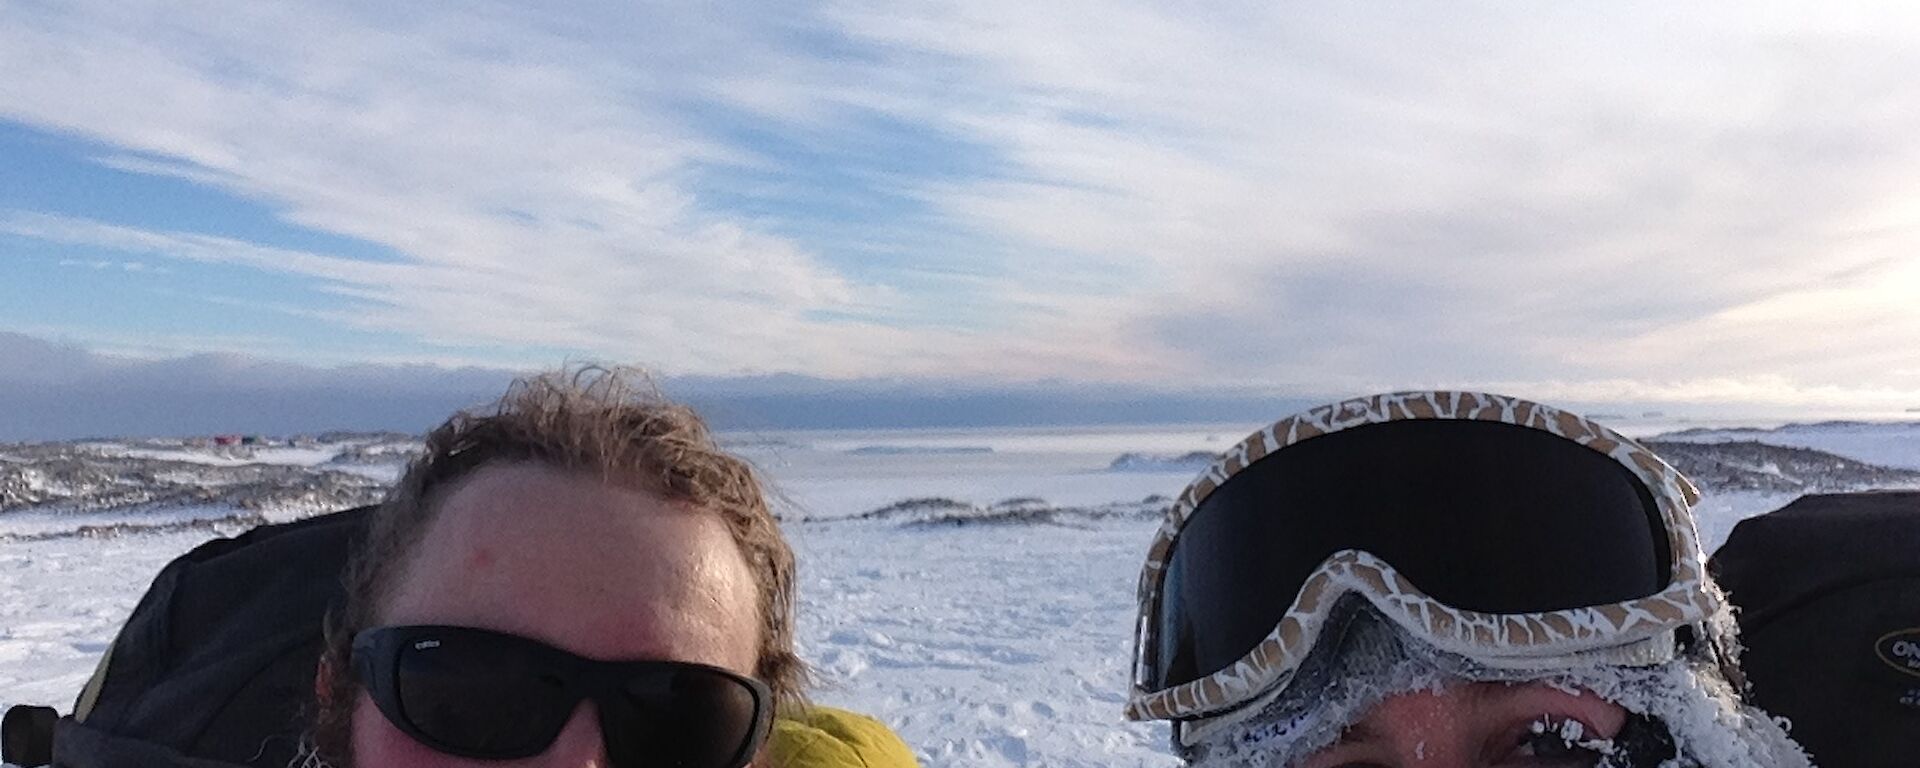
368, 627, 769, 768
1146, 419, 1672, 693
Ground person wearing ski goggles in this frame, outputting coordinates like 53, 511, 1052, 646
305, 367, 908, 768
1127, 392, 1813, 768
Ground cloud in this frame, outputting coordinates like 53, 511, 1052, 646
0, 332, 1308, 440
0, 2, 988, 376
3, 2, 1920, 410
0, 0, 1182, 381
0, 331, 512, 439
809, 0, 1920, 403
0, 327, 1908, 442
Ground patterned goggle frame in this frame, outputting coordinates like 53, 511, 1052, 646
1126, 391, 1718, 722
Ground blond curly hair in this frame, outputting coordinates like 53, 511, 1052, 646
312, 365, 806, 763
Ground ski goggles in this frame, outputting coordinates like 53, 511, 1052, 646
1127, 392, 1719, 726
352, 625, 773, 768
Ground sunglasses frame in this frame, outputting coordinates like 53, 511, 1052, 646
351, 625, 773, 767
1127, 391, 1722, 726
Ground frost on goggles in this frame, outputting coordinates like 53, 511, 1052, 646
1130, 393, 1712, 722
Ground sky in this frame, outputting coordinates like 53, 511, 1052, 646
4, 2, 1920, 437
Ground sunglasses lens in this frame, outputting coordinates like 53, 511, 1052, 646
393, 632, 577, 757
602, 667, 766, 768
1146, 419, 1673, 693
362, 626, 770, 767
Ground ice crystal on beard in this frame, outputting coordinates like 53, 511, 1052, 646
1182, 603, 1812, 768
1529, 715, 1616, 758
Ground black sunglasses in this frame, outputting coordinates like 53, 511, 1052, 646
351, 625, 773, 768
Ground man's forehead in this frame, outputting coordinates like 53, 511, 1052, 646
380, 462, 761, 668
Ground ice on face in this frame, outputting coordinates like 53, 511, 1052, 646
1182, 606, 1810, 768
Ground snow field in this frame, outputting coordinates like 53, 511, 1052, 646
0, 493, 1793, 768
3, 419, 1915, 766
790, 519, 1182, 767
0, 532, 206, 708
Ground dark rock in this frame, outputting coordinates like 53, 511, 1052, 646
1644, 440, 1920, 494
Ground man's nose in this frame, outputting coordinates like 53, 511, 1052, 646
538, 703, 609, 767
1367, 691, 1477, 768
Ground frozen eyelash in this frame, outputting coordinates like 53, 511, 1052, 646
1527, 716, 1618, 757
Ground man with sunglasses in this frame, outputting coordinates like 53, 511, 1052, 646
1126, 392, 1814, 768
305, 367, 915, 768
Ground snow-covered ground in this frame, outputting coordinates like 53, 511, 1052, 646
3, 419, 1918, 766
1653, 421, 1920, 470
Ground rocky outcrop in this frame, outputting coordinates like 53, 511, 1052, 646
1, 439, 396, 539
1643, 440, 1920, 494
842, 495, 1168, 527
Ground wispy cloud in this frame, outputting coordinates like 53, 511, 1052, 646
57, 257, 170, 274
0, 5, 858, 368
0, 1, 1172, 380
808, 1, 1920, 403
3, 2, 1919, 409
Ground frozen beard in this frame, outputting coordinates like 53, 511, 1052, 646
1181, 601, 1811, 768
